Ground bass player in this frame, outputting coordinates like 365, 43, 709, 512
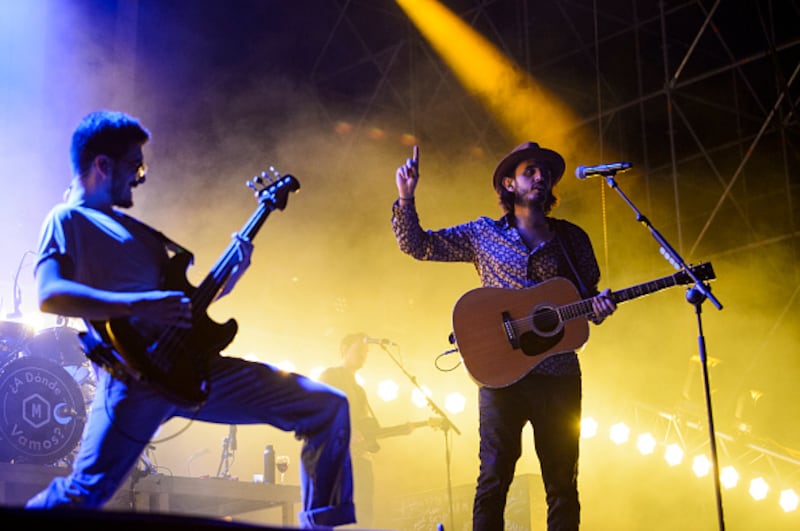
25, 110, 356, 529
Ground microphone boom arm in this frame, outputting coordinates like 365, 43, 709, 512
601, 173, 722, 310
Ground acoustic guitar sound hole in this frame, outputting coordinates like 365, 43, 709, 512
531, 307, 560, 334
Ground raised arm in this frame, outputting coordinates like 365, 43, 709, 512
396, 144, 419, 206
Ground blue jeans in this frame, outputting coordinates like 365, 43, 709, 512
473, 372, 582, 531
26, 355, 356, 528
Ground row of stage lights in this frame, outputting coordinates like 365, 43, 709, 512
580, 415, 799, 513
271, 358, 800, 517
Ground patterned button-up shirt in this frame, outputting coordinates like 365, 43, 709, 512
391, 199, 602, 375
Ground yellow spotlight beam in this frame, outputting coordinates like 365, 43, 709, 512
396, 0, 581, 149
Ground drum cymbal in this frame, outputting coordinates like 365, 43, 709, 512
25, 326, 86, 366
0, 320, 34, 355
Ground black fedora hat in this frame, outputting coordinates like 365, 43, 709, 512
492, 141, 566, 191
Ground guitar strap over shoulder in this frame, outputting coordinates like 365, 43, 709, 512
117, 212, 193, 258
553, 220, 592, 298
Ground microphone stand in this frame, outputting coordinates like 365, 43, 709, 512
598, 170, 725, 530
378, 342, 461, 531
216, 424, 237, 478
6, 251, 34, 320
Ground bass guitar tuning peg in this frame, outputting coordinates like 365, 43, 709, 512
246, 166, 286, 193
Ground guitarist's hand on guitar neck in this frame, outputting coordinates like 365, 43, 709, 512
215, 233, 253, 301
589, 287, 616, 325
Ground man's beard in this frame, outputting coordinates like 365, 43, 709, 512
111, 172, 134, 208
515, 189, 549, 210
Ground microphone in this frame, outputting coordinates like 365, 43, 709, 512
575, 162, 632, 180
363, 336, 396, 346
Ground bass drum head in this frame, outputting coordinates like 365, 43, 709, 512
0, 356, 89, 464
24, 326, 86, 367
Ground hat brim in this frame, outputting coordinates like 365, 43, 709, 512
492, 145, 566, 191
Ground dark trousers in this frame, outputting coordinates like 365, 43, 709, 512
473, 372, 582, 531
27, 355, 356, 528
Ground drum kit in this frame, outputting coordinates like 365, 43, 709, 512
0, 320, 94, 466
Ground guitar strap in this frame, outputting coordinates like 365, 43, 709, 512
553, 220, 592, 298
114, 211, 193, 258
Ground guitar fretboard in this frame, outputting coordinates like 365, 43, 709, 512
557, 265, 713, 322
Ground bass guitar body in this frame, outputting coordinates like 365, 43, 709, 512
97, 252, 238, 408
84, 172, 300, 409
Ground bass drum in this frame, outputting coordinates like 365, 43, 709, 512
0, 355, 92, 464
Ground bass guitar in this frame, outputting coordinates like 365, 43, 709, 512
451, 262, 715, 388
355, 417, 442, 454
84, 171, 300, 408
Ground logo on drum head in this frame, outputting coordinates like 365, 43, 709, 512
0, 356, 87, 464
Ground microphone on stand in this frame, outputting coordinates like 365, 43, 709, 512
363, 336, 396, 346
575, 162, 632, 180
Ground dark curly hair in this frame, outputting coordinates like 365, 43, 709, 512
70, 110, 150, 176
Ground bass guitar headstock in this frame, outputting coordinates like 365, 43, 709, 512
247, 166, 301, 211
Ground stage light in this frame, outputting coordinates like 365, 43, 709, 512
580, 417, 598, 439
377, 379, 399, 401
636, 432, 657, 455
749, 477, 770, 501
444, 392, 466, 414
367, 127, 386, 140
308, 366, 325, 380
779, 489, 799, 512
276, 360, 296, 373
720, 465, 739, 489
664, 444, 684, 466
609, 422, 630, 445
692, 455, 712, 477
394, 0, 579, 144
399, 133, 418, 146
333, 121, 353, 135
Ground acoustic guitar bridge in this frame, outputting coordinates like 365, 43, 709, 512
501, 311, 520, 349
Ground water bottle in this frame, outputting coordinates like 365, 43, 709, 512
263, 444, 276, 484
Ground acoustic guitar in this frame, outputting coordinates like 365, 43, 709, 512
451, 263, 715, 388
